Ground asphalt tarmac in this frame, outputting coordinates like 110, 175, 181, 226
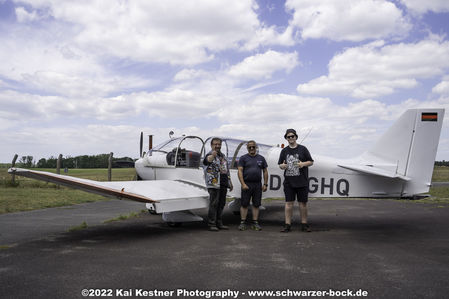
1, 199, 449, 299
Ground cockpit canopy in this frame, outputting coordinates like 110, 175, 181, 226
148, 136, 272, 169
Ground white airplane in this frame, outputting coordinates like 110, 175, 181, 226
8, 108, 445, 225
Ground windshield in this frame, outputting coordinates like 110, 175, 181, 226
151, 136, 204, 168
151, 137, 184, 153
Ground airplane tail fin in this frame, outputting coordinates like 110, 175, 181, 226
359, 108, 445, 196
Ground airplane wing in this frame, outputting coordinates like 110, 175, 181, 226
8, 168, 209, 213
337, 164, 411, 181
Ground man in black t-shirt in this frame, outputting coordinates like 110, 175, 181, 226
237, 140, 268, 231
278, 129, 314, 232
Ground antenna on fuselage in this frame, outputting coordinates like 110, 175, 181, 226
299, 127, 313, 144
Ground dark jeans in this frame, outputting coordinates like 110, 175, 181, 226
207, 187, 227, 227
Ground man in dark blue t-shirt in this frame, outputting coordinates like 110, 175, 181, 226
237, 140, 268, 231
278, 129, 314, 232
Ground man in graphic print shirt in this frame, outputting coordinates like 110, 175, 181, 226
278, 129, 314, 232
203, 137, 233, 231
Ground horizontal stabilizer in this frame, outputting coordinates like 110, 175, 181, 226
7, 168, 209, 209
337, 164, 411, 181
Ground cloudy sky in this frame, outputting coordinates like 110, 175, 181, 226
1, 0, 448, 163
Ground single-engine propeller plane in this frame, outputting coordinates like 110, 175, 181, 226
8, 108, 445, 224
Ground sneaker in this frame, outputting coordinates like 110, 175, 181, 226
280, 224, 291, 233
251, 221, 262, 231
300, 223, 311, 232
238, 222, 247, 231
217, 224, 229, 230
209, 226, 219, 231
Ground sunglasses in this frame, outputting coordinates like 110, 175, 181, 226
248, 146, 256, 149
286, 135, 296, 139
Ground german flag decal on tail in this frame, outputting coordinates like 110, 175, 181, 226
422, 112, 438, 122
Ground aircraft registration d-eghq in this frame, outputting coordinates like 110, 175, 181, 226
8, 108, 445, 224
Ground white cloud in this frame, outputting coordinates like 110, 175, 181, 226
0, 29, 96, 83
172, 51, 300, 99
0, 122, 213, 162
0, 79, 9, 88
2, 90, 448, 161
432, 76, 449, 95
174, 69, 209, 82
21, 71, 152, 98
0, 25, 155, 98
14, 0, 291, 65
286, 0, 411, 42
228, 50, 299, 80
0, 87, 225, 123
400, 0, 449, 14
297, 38, 449, 99
243, 26, 295, 50
15, 6, 41, 22
132, 89, 223, 119
214, 94, 449, 159
0, 90, 95, 121
2, 0, 448, 163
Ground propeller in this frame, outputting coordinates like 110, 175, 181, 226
139, 132, 143, 157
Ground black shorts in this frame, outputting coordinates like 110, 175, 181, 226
284, 185, 308, 203
241, 182, 262, 208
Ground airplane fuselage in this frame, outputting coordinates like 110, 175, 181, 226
136, 108, 445, 200
136, 144, 407, 199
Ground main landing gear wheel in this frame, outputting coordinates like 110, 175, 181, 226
148, 209, 158, 215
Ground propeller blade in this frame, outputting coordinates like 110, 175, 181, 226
140, 132, 143, 157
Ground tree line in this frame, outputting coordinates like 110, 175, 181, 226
435, 160, 449, 167
15, 154, 135, 168
11, 155, 449, 168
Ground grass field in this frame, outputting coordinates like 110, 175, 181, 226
0, 166, 448, 214
0, 168, 136, 214
431, 166, 449, 182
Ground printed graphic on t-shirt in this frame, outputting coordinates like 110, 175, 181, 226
219, 157, 228, 174
286, 154, 300, 176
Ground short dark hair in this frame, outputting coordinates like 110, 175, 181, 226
210, 137, 222, 146
247, 140, 257, 147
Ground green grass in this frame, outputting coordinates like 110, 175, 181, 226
103, 210, 147, 223
0, 188, 107, 214
432, 166, 449, 182
21, 168, 136, 181
0, 245, 14, 250
2, 168, 137, 188
67, 221, 88, 232
0, 168, 136, 214
426, 187, 449, 204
